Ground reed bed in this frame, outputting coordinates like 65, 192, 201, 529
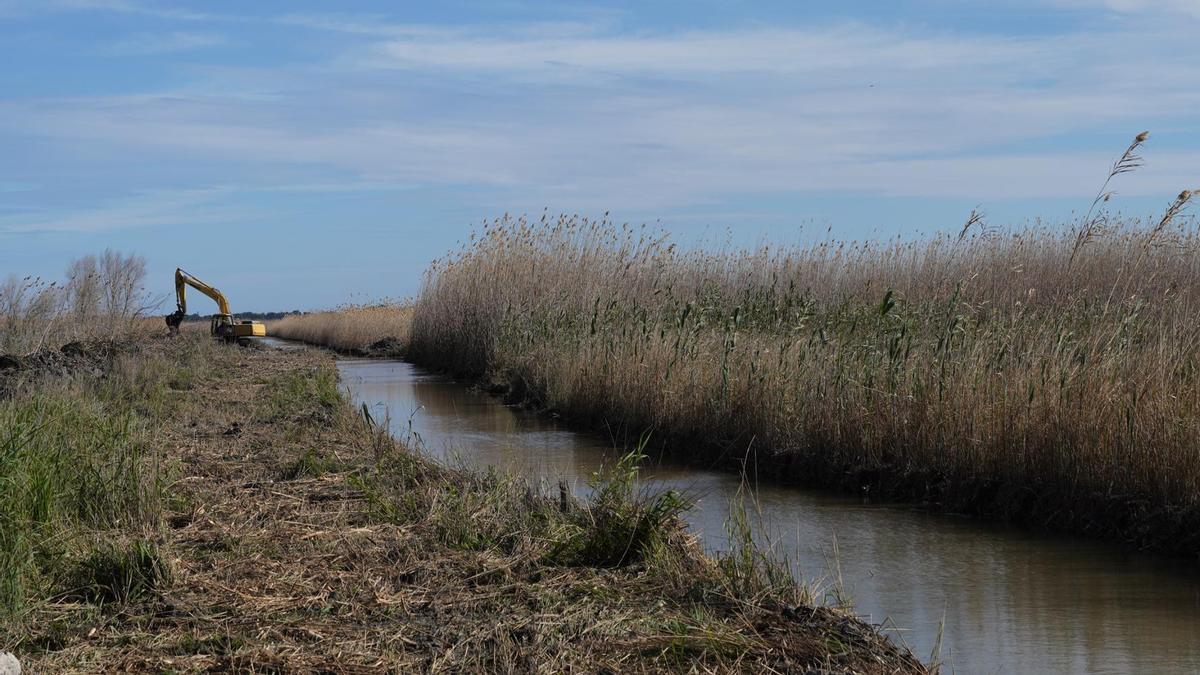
269, 304, 412, 355
407, 203, 1200, 553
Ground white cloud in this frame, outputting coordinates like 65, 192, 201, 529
37, 0, 217, 21
106, 31, 226, 54
276, 13, 462, 38
367, 25, 1035, 77
0, 188, 232, 234
1040, 0, 1200, 17
3, 14, 1199, 232
0, 182, 412, 234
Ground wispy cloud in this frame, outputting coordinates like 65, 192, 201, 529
0, 187, 232, 234
0, 182, 415, 234
105, 31, 225, 54
0, 181, 38, 193
366, 25, 1037, 77
3, 10, 1198, 235
37, 0, 217, 21
1038, 0, 1200, 18
276, 13, 461, 38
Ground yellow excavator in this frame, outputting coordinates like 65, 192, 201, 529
165, 268, 266, 343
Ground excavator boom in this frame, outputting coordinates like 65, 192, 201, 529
175, 268, 232, 316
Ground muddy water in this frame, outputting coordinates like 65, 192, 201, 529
330, 354, 1200, 674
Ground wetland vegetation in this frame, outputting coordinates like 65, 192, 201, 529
1, 312, 920, 672
402, 206, 1200, 554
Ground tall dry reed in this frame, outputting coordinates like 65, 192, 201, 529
408, 201, 1200, 552
269, 304, 412, 354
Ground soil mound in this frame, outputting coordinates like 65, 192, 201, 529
363, 336, 404, 357
0, 339, 135, 395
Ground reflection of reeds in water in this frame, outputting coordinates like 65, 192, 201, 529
405, 139, 1200, 552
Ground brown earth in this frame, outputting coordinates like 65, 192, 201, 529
0, 339, 133, 398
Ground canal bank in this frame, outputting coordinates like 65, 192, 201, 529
332, 352, 1200, 674
7, 335, 923, 673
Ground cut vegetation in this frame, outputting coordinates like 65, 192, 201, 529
0, 333, 923, 673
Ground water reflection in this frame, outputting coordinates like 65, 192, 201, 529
337, 357, 1200, 675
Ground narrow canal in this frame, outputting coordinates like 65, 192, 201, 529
329, 353, 1200, 674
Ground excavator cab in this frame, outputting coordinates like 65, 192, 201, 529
167, 269, 266, 345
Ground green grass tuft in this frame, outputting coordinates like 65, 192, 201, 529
64, 539, 170, 604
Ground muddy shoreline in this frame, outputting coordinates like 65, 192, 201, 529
267, 328, 1200, 558
398, 349, 1200, 558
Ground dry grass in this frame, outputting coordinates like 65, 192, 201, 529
270, 304, 412, 355
0, 250, 156, 354
3, 335, 924, 673
405, 199, 1200, 553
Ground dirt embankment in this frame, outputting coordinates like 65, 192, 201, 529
266, 334, 405, 359
0, 339, 136, 397
9, 337, 926, 673
353, 336, 405, 358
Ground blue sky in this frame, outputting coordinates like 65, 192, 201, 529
2, 0, 1198, 310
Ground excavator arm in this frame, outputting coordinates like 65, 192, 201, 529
174, 268, 232, 317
